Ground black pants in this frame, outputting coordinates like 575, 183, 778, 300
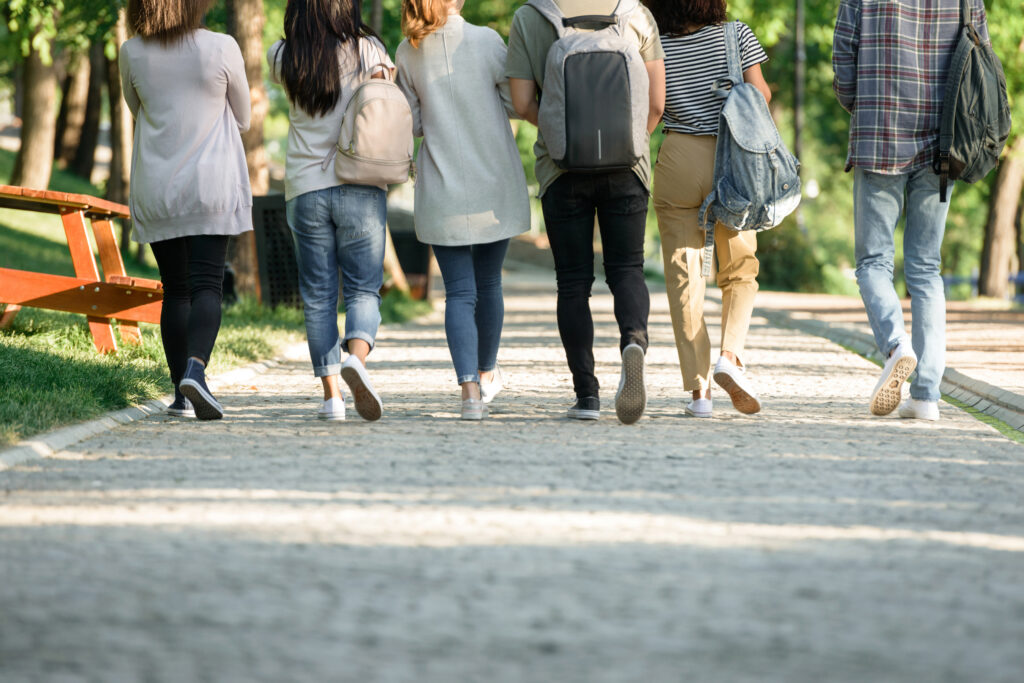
540, 171, 651, 398
150, 235, 229, 387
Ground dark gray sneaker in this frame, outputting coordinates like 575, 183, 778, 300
166, 387, 195, 418
568, 396, 600, 421
615, 343, 647, 425
179, 358, 224, 421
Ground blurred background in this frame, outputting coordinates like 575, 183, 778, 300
1, 0, 1022, 302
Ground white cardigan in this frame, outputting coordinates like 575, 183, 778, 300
396, 17, 529, 247
119, 30, 252, 244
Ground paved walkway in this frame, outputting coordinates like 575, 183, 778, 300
2, 266, 1023, 682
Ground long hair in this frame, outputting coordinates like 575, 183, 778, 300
275, 0, 383, 118
126, 0, 214, 46
642, 0, 727, 36
402, 0, 463, 48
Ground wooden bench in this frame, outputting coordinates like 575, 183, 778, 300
0, 184, 163, 353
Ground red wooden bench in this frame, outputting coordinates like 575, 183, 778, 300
0, 184, 163, 353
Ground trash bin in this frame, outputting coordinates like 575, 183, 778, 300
387, 205, 433, 299
252, 194, 303, 308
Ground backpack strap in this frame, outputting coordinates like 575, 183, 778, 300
710, 22, 744, 100
526, 0, 571, 38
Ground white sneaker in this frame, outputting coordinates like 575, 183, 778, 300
898, 398, 940, 421
480, 365, 504, 404
870, 342, 917, 416
461, 397, 488, 421
615, 343, 647, 425
318, 396, 346, 421
713, 356, 761, 414
685, 396, 713, 418
341, 355, 383, 421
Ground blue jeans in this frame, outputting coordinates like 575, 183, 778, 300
287, 185, 386, 378
432, 239, 510, 385
854, 167, 950, 401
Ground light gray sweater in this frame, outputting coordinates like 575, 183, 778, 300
396, 17, 529, 247
119, 30, 253, 244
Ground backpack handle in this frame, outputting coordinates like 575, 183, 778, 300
562, 15, 617, 29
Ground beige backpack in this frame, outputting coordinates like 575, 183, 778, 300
327, 43, 414, 187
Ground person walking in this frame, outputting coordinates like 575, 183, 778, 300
645, 0, 770, 418
396, 0, 529, 421
507, 0, 666, 424
268, 0, 392, 422
833, 0, 992, 421
120, 0, 252, 421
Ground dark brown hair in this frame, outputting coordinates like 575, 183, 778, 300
643, 0, 727, 36
275, 0, 383, 118
126, 0, 215, 45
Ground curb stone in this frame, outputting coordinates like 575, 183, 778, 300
756, 304, 1024, 436
0, 343, 307, 472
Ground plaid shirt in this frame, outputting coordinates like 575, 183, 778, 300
832, 0, 991, 174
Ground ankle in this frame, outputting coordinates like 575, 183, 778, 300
462, 382, 481, 401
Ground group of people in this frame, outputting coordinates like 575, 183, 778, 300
117, 0, 991, 425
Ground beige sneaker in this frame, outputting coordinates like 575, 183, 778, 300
870, 342, 917, 416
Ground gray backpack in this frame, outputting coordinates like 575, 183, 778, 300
698, 22, 801, 277
935, 0, 1011, 202
527, 0, 650, 172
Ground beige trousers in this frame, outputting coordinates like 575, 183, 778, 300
653, 133, 760, 392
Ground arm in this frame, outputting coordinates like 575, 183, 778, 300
225, 39, 251, 131
117, 46, 140, 118
645, 59, 665, 134
395, 66, 424, 138
743, 64, 772, 105
509, 78, 539, 127
832, 0, 860, 114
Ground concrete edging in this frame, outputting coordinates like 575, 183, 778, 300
760, 308, 1024, 434
0, 344, 305, 472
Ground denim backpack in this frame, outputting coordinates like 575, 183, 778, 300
527, 0, 650, 172
935, 0, 1012, 202
698, 22, 801, 277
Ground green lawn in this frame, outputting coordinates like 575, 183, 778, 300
0, 150, 431, 447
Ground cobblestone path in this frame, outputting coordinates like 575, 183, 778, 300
2, 267, 1022, 683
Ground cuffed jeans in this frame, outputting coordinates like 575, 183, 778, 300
432, 239, 510, 385
287, 184, 386, 378
854, 167, 950, 401
653, 133, 760, 392
541, 171, 651, 398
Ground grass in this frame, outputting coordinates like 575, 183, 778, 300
0, 148, 433, 447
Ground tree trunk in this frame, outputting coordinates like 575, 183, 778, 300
979, 138, 1024, 299
70, 43, 105, 181
227, 0, 268, 297
371, 0, 384, 33
54, 51, 91, 166
11, 29, 57, 190
105, 11, 135, 253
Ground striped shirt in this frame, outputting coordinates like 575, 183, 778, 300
832, 0, 991, 174
661, 22, 768, 136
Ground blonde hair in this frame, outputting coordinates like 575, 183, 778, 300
401, 0, 456, 48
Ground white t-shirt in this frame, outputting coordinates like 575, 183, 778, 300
268, 37, 394, 200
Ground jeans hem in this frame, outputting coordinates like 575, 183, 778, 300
313, 363, 342, 379
342, 332, 376, 354
457, 374, 480, 385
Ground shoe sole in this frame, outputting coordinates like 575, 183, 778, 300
461, 410, 488, 421
166, 408, 196, 418
317, 413, 345, 422
178, 380, 224, 421
870, 357, 917, 416
713, 371, 762, 415
341, 365, 383, 422
685, 407, 712, 419
615, 345, 647, 425
567, 410, 600, 421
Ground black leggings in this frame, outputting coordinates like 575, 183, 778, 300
150, 235, 229, 386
